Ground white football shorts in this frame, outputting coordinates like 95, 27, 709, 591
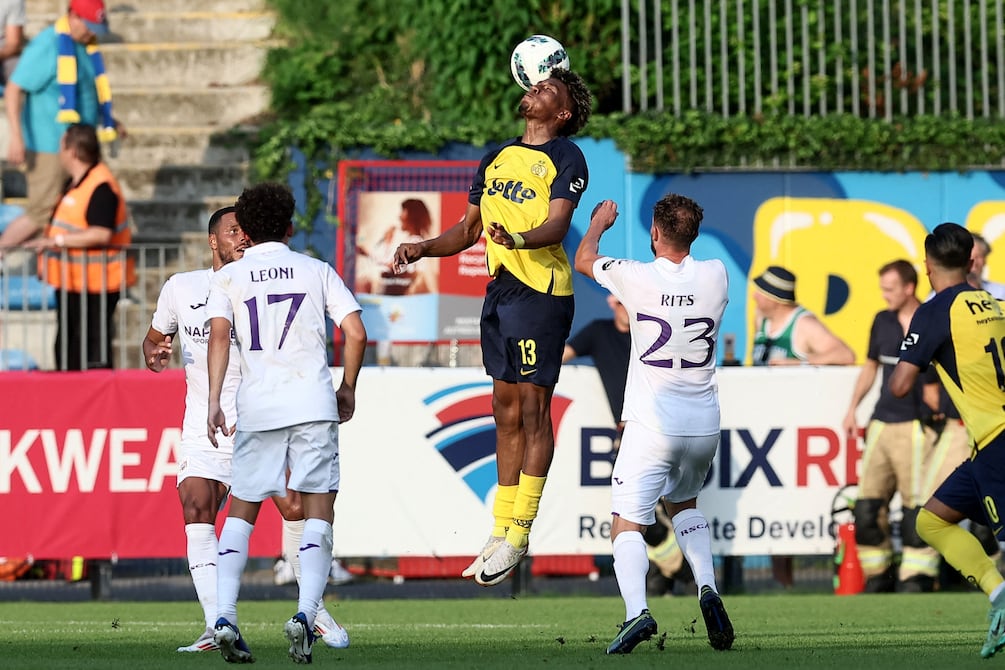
610, 421, 719, 526
231, 420, 340, 502
176, 443, 232, 488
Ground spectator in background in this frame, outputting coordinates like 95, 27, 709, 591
969, 233, 1005, 299
0, 0, 25, 88
0, 0, 122, 252
750, 265, 856, 366
841, 260, 941, 592
24, 123, 131, 370
563, 293, 630, 446
750, 265, 855, 587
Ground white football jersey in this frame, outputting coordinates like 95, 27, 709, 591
206, 242, 362, 432
150, 268, 241, 452
592, 254, 729, 436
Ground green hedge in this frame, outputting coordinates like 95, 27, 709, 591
255, 0, 1005, 229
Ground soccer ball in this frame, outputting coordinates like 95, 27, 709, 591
510, 35, 570, 91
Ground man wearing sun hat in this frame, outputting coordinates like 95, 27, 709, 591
750, 265, 855, 366
0, 0, 123, 252
750, 264, 855, 588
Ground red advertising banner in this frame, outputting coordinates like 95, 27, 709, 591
0, 370, 281, 559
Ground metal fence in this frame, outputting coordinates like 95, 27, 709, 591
0, 243, 194, 371
621, 0, 1005, 119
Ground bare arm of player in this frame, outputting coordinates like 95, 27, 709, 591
392, 203, 484, 272
842, 358, 879, 437
142, 328, 174, 372
206, 316, 232, 447
889, 359, 922, 398
489, 197, 577, 250
335, 310, 367, 424
574, 200, 619, 279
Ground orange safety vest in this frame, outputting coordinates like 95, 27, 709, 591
39, 163, 135, 293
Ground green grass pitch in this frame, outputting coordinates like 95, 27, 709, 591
0, 592, 997, 669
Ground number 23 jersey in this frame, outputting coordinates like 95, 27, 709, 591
592, 254, 729, 436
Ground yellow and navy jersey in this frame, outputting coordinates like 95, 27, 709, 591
469, 137, 588, 295
899, 283, 1005, 450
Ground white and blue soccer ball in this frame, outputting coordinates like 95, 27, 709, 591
510, 35, 570, 91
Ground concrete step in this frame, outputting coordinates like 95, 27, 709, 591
129, 196, 242, 240
114, 85, 268, 128
102, 126, 256, 166
114, 163, 248, 201
27, 11, 274, 43
28, 0, 267, 13
101, 42, 272, 87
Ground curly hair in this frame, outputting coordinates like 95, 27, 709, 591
652, 193, 704, 247
235, 182, 295, 243
550, 68, 593, 137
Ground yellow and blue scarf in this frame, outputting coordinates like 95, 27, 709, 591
55, 15, 116, 143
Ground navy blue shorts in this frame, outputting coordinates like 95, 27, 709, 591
480, 270, 574, 386
932, 430, 1005, 540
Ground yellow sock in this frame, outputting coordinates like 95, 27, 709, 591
917, 508, 1005, 595
492, 485, 518, 538
506, 472, 546, 549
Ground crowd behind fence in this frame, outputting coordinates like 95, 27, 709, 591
621, 0, 1005, 119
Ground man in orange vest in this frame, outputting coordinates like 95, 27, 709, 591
24, 122, 132, 370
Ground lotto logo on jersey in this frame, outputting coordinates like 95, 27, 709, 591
486, 179, 538, 204
422, 382, 571, 503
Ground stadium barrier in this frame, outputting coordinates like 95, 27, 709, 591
1, 365, 873, 567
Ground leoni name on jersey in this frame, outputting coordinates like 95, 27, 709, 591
250, 266, 294, 282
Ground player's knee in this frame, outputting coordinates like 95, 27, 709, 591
900, 506, 925, 548
180, 497, 216, 524
853, 498, 887, 546
915, 507, 949, 544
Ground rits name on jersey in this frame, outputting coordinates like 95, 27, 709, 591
486, 179, 538, 204
250, 266, 294, 282
662, 294, 695, 307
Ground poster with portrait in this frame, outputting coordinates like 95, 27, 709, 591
339, 161, 489, 343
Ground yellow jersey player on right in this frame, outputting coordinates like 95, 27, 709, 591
890, 222, 1005, 659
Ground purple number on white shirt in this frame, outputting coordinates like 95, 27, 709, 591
243, 293, 307, 351
636, 314, 716, 368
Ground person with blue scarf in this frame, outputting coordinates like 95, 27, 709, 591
0, 0, 122, 253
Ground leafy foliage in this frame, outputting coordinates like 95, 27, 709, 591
254, 0, 1005, 231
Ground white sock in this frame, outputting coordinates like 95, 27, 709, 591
297, 518, 333, 626
216, 517, 254, 624
185, 523, 218, 629
283, 519, 306, 583
672, 508, 717, 594
612, 530, 650, 620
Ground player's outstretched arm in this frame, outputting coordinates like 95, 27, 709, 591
574, 200, 619, 279
336, 310, 367, 424
392, 203, 483, 271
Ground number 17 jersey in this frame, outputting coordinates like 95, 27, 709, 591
207, 242, 362, 432
592, 254, 729, 436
